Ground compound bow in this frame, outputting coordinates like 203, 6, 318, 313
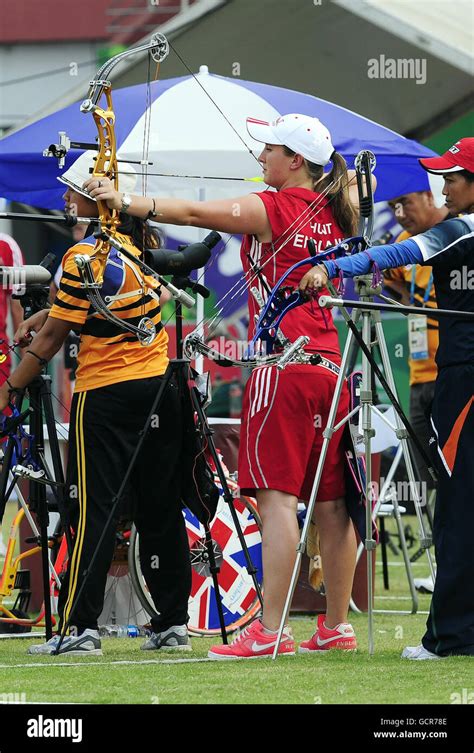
48, 34, 171, 346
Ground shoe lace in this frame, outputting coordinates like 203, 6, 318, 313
230, 625, 252, 645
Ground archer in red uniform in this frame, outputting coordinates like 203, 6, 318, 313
86, 113, 374, 658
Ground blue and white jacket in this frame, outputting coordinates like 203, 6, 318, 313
323, 215, 474, 369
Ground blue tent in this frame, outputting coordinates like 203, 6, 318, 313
0, 73, 436, 208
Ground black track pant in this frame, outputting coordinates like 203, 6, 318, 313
423, 364, 474, 656
58, 374, 191, 634
409, 380, 436, 491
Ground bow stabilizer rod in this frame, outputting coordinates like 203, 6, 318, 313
354, 150, 376, 244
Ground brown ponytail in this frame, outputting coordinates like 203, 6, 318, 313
283, 147, 358, 237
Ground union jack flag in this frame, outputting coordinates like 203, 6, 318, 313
184, 490, 263, 633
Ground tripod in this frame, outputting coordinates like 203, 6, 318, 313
272, 275, 436, 658
58, 273, 263, 649
0, 285, 71, 640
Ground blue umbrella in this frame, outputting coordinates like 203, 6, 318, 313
0, 69, 436, 208
0, 70, 439, 323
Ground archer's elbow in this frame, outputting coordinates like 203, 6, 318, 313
182, 201, 222, 230
30, 328, 68, 361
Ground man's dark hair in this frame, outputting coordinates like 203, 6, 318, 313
458, 169, 474, 183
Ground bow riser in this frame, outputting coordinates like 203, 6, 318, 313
87, 87, 120, 285
77, 34, 170, 287
73, 35, 169, 340
252, 237, 367, 353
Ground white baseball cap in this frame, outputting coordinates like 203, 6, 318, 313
57, 149, 137, 199
246, 113, 334, 166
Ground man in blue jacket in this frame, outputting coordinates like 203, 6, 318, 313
300, 138, 474, 659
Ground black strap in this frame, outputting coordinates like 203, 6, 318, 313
26, 349, 48, 368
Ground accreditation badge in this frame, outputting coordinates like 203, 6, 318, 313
408, 313, 429, 360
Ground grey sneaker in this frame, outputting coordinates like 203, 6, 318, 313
140, 624, 191, 651
414, 576, 435, 594
401, 644, 440, 660
27, 629, 103, 656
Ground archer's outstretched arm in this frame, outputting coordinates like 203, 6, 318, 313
299, 215, 474, 293
83, 177, 270, 236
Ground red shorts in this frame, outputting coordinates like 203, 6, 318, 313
238, 363, 349, 501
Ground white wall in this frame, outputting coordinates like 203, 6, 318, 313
0, 42, 100, 131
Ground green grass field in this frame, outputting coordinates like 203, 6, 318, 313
0, 510, 472, 705
0, 613, 471, 705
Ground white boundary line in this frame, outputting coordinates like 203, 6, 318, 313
0, 634, 46, 640
0, 657, 213, 669
0, 701, 89, 705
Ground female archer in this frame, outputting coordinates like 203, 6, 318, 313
85, 113, 372, 659
1, 155, 194, 656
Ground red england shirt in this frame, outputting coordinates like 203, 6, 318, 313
240, 187, 345, 362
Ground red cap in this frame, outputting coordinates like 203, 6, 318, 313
419, 138, 474, 175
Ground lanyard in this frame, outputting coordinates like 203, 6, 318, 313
410, 266, 433, 307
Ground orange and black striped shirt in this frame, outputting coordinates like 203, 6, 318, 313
49, 233, 169, 392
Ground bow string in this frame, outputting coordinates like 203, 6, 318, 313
190, 171, 355, 339
137, 39, 360, 346
251, 151, 377, 358
184, 149, 376, 366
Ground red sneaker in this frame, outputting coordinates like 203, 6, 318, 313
208, 619, 295, 660
299, 614, 357, 653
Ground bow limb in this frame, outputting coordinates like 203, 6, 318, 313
72, 36, 170, 344
252, 237, 367, 355
79, 34, 170, 285
83, 86, 120, 283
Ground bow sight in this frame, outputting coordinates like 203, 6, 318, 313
44, 34, 169, 169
